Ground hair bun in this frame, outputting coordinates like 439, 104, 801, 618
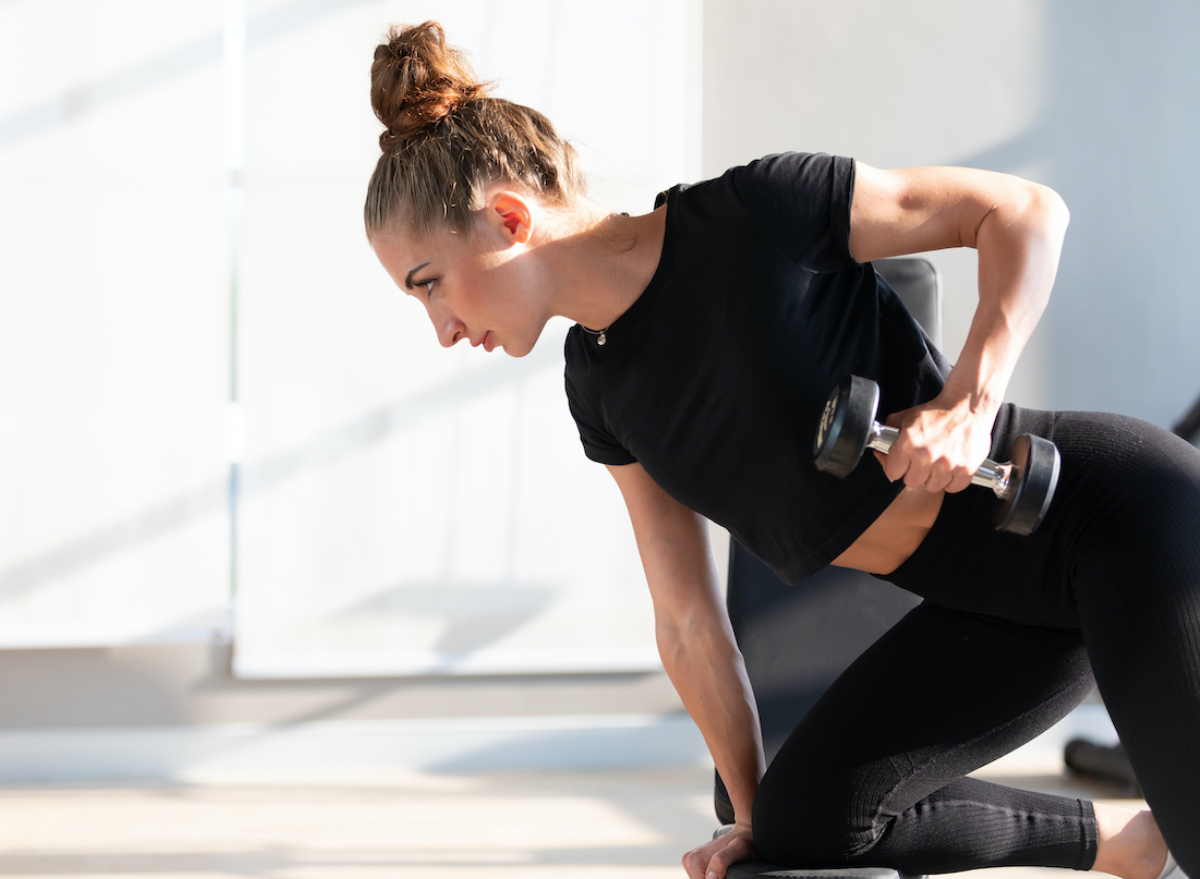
371, 21, 487, 149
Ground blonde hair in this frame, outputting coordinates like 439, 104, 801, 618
364, 22, 587, 239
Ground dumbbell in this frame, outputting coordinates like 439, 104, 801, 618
813, 375, 1060, 536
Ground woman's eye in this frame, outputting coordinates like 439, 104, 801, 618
424, 279, 437, 298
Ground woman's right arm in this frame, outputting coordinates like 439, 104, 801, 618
606, 462, 765, 879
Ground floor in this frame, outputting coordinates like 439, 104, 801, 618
0, 752, 1140, 879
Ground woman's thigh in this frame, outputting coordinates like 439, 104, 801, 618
753, 602, 1094, 863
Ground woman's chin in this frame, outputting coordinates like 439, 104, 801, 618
502, 332, 543, 358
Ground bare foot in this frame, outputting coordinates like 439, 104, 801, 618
1092, 804, 1168, 879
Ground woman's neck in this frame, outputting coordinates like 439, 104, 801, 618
547, 206, 667, 332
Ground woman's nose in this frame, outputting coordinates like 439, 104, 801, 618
432, 309, 465, 347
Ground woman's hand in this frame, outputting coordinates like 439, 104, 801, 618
682, 822, 757, 879
875, 389, 996, 494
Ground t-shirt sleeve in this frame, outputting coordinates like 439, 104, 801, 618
729, 152, 858, 273
564, 370, 638, 466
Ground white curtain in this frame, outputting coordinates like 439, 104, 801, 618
0, 1, 232, 646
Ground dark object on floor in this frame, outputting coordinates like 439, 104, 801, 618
1064, 738, 1142, 795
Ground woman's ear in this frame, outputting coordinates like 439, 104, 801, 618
486, 191, 534, 245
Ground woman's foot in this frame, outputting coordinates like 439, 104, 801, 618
1092, 804, 1169, 879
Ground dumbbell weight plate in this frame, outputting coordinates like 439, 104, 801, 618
814, 375, 880, 478
993, 434, 1061, 536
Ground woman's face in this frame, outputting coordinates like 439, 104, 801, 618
372, 207, 548, 358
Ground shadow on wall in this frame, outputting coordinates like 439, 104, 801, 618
0, 639, 418, 728
936, 3, 1200, 422
0, 0, 377, 149
701, 1, 1200, 425
0, 346, 555, 608
977, 2, 1200, 423
336, 580, 558, 656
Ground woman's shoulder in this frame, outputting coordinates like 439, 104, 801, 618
671, 152, 854, 222
708, 152, 857, 272
725, 151, 853, 195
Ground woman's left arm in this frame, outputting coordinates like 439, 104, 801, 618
848, 163, 1071, 493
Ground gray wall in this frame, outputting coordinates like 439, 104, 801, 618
704, 0, 1200, 425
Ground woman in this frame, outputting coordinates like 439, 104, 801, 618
364, 21, 1199, 879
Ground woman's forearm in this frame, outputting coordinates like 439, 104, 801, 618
657, 594, 766, 826
606, 462, 767, 828
943, 181, 1070, 417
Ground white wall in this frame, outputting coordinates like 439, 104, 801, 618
703, 0, 1200, 425
0, 1, 702, 671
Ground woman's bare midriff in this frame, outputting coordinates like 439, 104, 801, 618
831, 487, 946, 575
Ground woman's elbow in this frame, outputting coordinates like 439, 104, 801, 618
1030, 182, 1070, 238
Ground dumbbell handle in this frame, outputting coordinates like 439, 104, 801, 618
869, 423, 1015, 498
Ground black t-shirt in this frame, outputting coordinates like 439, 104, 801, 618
564, 153, 950, 584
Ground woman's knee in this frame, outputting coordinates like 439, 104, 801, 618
752, 744, 889, 865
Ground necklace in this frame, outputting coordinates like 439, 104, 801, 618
579, 211, 628, 347
581, 324, 609, 346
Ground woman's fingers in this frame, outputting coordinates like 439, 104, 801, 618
680, 829, 756, 879
705, 833, 755, 878
879, 404, 992, 494
681, 844, 712, 879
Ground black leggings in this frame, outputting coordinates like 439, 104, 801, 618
753, 408, 1200, 874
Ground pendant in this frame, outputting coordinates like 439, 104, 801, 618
597, 332, 607, 346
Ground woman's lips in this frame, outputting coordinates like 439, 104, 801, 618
483, 330, 495, 352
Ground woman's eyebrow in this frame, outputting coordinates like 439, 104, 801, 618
404, 262, 431, 289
